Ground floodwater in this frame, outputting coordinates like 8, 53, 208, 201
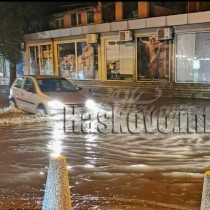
0, 86, 210, 209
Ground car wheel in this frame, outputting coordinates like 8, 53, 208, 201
9, 99, 17, 109
36, 105, 47, 116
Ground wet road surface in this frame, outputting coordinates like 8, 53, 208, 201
0, 85, 210, 209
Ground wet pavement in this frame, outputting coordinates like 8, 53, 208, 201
1, 85, 210, 209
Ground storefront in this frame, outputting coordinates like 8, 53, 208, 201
24, 31, 174, 84
24, 29, 210, 84
23, 11, 210, 98
25, 39, 99, 80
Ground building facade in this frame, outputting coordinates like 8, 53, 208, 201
23, 2, 210, 99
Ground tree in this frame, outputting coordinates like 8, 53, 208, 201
0, 2, 37, 86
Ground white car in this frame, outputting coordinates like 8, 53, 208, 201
9, 75, 96, 115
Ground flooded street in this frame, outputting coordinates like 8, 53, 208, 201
0, 86, 210, 209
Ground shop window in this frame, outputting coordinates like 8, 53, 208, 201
57, 42, 98, 80
106, 39, 134, 80
176, 32, 210, 83
123, 2, 138, 19
29, 46, 40, 75
58, 43, 76, 78
137, 36, 170, 81
29, 45, 53, 75
40, 45, 53, 75
77, 42, 98, 79
87, 10, 94, 24
71, 13, 82, 27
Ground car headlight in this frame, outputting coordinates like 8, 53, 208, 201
85, 99, 96, 109
48, 100, 64, 109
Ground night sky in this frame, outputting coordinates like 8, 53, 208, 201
37, 2, 93, 15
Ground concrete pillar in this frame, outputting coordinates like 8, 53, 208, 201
201, 171, 210, 210
42, 156, 72, 210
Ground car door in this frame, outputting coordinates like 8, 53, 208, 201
21, 77, 37, 113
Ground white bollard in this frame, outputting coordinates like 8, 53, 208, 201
42, 155, 72, 210
201, 171, 210, 210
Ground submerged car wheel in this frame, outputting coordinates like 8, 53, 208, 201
9, 99, 17, 109
36, 105, 47, 116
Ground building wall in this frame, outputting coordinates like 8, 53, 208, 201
23, 8, 210, 99
63, 14, 70, 28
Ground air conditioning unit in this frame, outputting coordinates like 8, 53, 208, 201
119, 31, 133, 41
156, 27, 173, 41
86, 34, 98, 44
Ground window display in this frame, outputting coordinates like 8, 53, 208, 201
57, 42, 98, 80
29, 44, 53, 75
29, 46, 39, 75
77, 42, 96, 79
137, 36, 170, 81
106, 39, 134, 80
40, 45, 53, 75
176, 32, 210, 83
58, 43, 76, 78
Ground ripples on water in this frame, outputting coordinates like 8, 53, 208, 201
0, 104, 209, 209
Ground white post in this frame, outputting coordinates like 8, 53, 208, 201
201, 171, 210, 210
42, 156, 72, 210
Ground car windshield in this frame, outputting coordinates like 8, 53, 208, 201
37, 78, 77, 92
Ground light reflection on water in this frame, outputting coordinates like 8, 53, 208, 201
48, 118, 64, 157
0, 105, 209, 209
